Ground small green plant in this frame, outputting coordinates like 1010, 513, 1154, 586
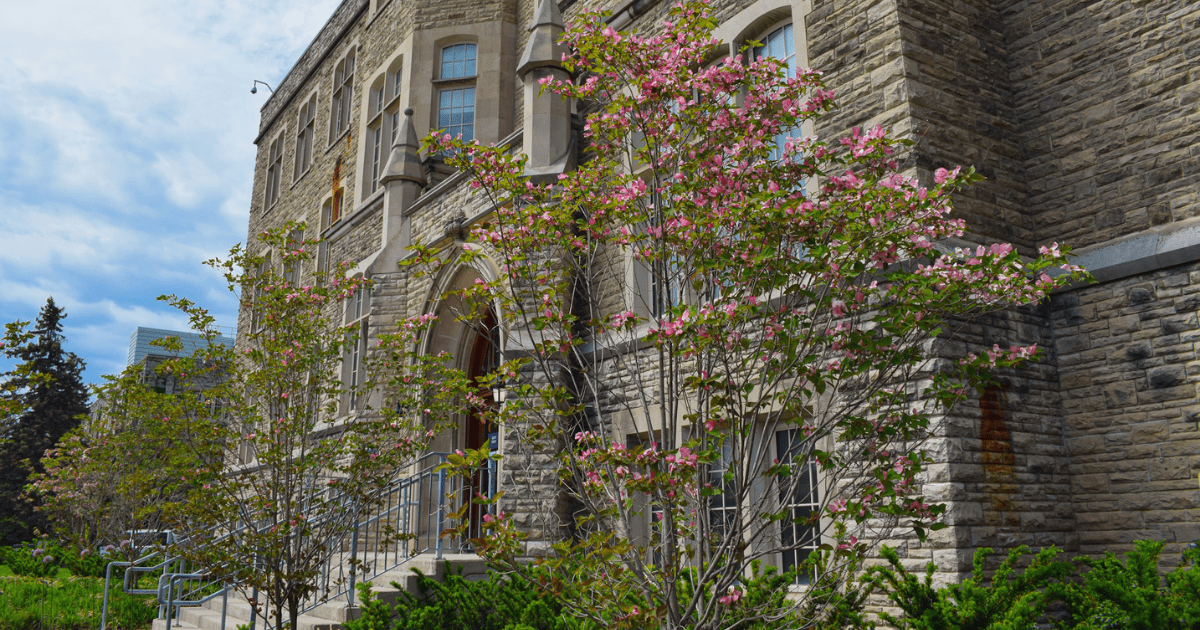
866, 544, 1074, 630
343, 563, 592, 630
865, 541, 1200, 630
1060, 540, 1200, 630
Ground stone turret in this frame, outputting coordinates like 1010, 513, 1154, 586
517, 0, 573, 181
379, 108, 425, 253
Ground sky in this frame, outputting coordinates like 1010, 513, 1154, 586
0, 0, 342, 387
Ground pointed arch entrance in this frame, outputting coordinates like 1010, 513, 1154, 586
422, 264, 502, 547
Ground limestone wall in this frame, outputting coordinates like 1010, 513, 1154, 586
1053, 263, 1200, 567
1002, 0, 1200, 249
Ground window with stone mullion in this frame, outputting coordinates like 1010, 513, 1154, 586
343, 283, 372, 411
294, 95, 317, 180
437, 44, 477, 142
368, 82, 386, 194
331, 50, 356, 142
776, 427, 820, 584
265, 135, 283, 209
754, 23, 798, 162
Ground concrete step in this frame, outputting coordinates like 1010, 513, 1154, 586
153, 552, 486, 630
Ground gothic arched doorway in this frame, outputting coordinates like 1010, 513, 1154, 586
464, 309, 500, 541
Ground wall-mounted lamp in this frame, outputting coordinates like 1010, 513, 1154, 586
251, 80, 275, 95
491, 378, 507, 405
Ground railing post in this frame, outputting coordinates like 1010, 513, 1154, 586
436, 466, 447, 560
220, 586, 229, 630
101, 561, 115, 630
348, 526, 360, 608
168, 576, 178, 628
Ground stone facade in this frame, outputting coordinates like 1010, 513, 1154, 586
241, 0, 1200, 582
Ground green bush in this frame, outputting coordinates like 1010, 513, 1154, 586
2, 539, 117, 579
866, 541, 1200, 630
0, 574, 157, 630
347, 557, 868, 630
346, 544, 1200, 630
2, 541, 65, 578
346, 563, 592, 630
1060, 540, 1200, 630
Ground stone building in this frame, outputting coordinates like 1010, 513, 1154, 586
240, 0, 1198, 591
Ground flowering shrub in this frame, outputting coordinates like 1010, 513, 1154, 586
2, 541, 61, 578
1, 538, 120, 579
410, 0, 1090, 627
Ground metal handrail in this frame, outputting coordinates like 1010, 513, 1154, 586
111, 451, 496, 629
163, 571, 233, 628
100, 551, 165, 630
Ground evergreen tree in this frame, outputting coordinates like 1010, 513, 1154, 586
0, 297, 89, 545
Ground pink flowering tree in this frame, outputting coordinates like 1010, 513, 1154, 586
26, 369, 199, 552
407, 1, 1090, 628
83, 224, 474, 630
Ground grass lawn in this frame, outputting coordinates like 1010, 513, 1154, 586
0, 564, 158, 630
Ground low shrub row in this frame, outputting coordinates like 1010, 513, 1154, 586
348, 541, 1199, 630
868, 540, 1200, 630
1, 538, 124, 579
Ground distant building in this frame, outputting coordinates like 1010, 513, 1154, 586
126, 327, 234, 367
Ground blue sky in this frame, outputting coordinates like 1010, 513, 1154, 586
0, 0, 341, 387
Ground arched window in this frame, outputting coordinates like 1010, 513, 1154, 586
367, 76, 386, 194
330, 48, 356, 143
264, 131, 284, 210
437, 43, 477, 142
754, 23, 797, 161
343, 280, 372, 412
364, 58, 404, 197
294, 93, 317, 180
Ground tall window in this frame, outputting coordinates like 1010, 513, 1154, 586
364, 62, 402, 197
650, 256, 686, 318
294, 94, 317, 179
250, 252, 272, 332
368, 80, 386, 194
626, 433, 664, 565
265, 134, 283, 210
390, 64, 403, 143
754, 24, 797, 161
344, 282, 371, 411
284, 227, 303, 286
708, 439, 737, 540
776, 428, 820, 584
437, 43, 477, 141
331, 49, 356, 143
317, 200, 332, 284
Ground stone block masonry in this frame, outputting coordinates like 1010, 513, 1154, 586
1054, 261, 1200, 567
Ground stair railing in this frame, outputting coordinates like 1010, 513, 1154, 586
104, 451, 495, 629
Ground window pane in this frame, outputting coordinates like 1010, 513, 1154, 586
776, 428, 819, 584
441, 43, 477, 79
756, 24, 799, 162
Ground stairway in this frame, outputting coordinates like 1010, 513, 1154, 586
152, 553, 488, 630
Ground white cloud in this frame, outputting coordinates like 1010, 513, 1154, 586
0, 0, 340, 385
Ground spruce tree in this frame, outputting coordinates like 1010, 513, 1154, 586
0, 297, 89, 544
